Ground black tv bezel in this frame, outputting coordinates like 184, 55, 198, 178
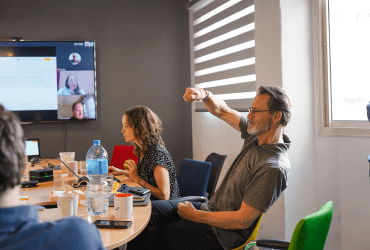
0, 40, 97, 124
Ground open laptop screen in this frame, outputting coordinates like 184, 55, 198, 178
25, 139, 40, 159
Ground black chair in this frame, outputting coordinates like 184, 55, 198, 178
204, 153, 227, 199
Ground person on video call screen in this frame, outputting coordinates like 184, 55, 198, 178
70, 102, 84, 120
69, 53, 81, 65
57, 75, 86, 96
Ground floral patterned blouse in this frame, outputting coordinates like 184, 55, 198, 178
137, 143, 180, 200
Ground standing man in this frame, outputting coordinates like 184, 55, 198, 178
129, 85, 293, 250
0, 104, 105, 250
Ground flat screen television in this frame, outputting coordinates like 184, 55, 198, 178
0, 40, 97, 123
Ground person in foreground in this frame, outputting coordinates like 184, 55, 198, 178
108, 105, 180, 200
129, 86, 293, 250
0, 104, 105, 250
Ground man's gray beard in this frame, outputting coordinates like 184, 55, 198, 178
247, 122, 271, 136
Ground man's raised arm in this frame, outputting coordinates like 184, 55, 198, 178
183, 88, 242, 131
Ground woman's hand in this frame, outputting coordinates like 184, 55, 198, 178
124, 159, 140, 183
108, 166, 126, 176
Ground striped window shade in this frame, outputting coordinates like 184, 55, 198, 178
188, 0, 256, 112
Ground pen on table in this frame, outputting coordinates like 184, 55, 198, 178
19, 196, 29, 201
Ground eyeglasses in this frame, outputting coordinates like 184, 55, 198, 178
248, 107, 272, 117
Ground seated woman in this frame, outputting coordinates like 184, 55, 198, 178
108, 105, 180, 200
57, 75, 86, 96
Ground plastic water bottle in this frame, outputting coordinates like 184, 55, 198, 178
86, 140, 109, 216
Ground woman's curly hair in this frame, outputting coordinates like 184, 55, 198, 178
0, 104, 25, 193
124, 106, 165, 158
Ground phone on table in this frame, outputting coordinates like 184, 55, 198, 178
93, 220, 132, 229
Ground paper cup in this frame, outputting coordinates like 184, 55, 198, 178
57, 192, 79, 218
114, 194, 133, 220
67, 161, 78, 177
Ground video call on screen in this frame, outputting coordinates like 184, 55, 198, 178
0, 41, 96, 122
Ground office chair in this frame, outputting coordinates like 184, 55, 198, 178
204, 153, 227, 199
110, 145, 138, 170
176, 159, 212, 198
232, 214, 263, 250
244, 201, 334, 250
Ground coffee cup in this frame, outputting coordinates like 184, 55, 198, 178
114, 194, 133, 220
57, 192, 79, 218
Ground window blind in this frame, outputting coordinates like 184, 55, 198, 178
188, 0, 256, 112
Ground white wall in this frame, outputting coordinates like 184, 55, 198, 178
282, 0, 370, 249
280, 0, 318, 243
191, 0, 370, 249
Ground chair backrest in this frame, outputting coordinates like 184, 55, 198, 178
204, 153, 227, 198
177, 159, 212, 197
288, 201, 334, 250
110, 145, 138, 170
233, 214, 263, 250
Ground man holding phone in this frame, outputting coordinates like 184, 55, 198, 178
0, 104, 105, 250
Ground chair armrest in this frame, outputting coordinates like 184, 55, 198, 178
256, 239, 290, 249
172, 196, 209, 203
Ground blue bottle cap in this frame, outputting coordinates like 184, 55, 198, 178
368, 154, 370, 163
93, 140, 101, 145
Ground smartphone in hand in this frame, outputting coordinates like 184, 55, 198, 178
93, 220, 132, 229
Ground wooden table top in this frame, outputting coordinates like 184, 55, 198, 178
20, 159, 151, 249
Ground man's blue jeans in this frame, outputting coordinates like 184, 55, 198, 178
127, 198, 223, 250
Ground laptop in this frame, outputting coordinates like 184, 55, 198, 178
25, 139, 40, 162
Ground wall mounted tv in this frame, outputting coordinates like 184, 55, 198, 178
0, 40, 97, 123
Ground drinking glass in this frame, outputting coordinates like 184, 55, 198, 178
59, 152, 75, 174
106, 175, 114, 193
79, 161, 87, 175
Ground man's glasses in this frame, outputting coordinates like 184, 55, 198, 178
248, 107, 272, 117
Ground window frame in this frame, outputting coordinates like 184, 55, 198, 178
315, 0, 370, 137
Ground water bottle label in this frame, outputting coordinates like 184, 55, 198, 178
86, 159, 108, 175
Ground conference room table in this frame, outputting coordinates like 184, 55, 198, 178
19, 159, 151, 249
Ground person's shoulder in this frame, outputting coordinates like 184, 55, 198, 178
56, 216, 95, 230
154, 143, 167, 152
57, 87, 72, 96
57, 87, 65, 95
51, 217, 105, 249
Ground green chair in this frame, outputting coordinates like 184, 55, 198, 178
244, 201, 333, 250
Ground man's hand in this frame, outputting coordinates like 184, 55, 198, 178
177, 201, 199, 221
183, 88, 206, 102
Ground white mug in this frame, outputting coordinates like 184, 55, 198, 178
67, 161, 78, 177
57, 192, 79, 218
114, 194, 133, 220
